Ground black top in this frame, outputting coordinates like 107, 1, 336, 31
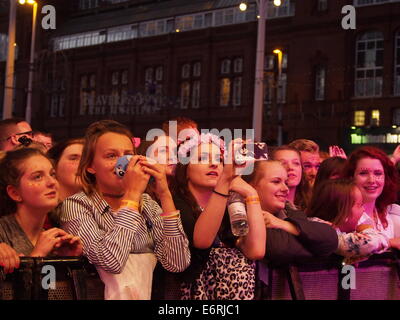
265, 205, 339, 266
172, 195, 237, 282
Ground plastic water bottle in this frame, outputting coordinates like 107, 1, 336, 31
227, 191, 249, 237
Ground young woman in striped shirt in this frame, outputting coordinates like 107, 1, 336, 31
60, 120, 190, 300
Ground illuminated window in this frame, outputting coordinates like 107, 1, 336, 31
218, 57, 243, 107
219, 78, 231, 107
371, 109, 380, 126
180, 62, 201, 109
354, 110, 365, 126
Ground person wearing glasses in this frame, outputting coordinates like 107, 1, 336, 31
0, 118, 33, 151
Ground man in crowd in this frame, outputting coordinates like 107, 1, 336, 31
289, 138, 322, 187
0, 118, 33, 151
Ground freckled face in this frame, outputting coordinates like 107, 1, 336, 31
353, 157, 385, 204
87, 132, 134, 194
14, 155, 59, 211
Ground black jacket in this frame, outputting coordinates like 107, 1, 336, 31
265, 206, 339, 266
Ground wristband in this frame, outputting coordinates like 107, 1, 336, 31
246, 200, 260, 205
213, 189, 230, 198
162, 213, 180, 220
245, 195, 260, 203
160, 210, 180, 217
120, 200, 140, 211
161, 210, 181, 219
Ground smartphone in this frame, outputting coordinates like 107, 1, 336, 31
115, 155, 156, 184
235, 142, 268, 165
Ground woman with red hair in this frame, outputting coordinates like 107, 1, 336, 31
343, 146, 400, 244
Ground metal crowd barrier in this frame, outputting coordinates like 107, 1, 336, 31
2, 252, 400, 300
257, 251, 400, 300
0, 257, 104, 300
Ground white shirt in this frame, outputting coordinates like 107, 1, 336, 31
357, 204, 400, 240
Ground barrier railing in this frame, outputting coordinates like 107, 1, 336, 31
2, 252, 400, 300
257, 251, 400, 300
0, 257, 104, 300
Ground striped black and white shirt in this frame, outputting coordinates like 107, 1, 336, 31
60, 191, 190, 274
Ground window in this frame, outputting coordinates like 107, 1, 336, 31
193, 62, 201, 77
109, 70, 129, 114
263, 53, 288, 105
218, 57, 243, 107
232, 77, 242, 106
234, 58, 243, 73
371, 109, 380, 126
354, 0, 400, 7
354, 110, 366, 126
107, 25, 137, 43
315, 66, 326, 101
317, 0, 328, 11
395, 31, 400, 95
355, 31, 384, 97
0, 34, 18, 62
0, 34, 8, 62
179, 62, 201, 109
144, 66, 163, 95
79, 73, 96, 115
219, 78, 231, 107
221, 59, 231, 74
182, 64, 191, 79
79, 0, 98, 10
393, 108, 400, 125
48, 78, 65, 118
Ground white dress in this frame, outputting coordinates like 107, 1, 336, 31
357, 204, 400, 239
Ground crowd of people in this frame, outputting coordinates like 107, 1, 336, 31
0, 116, 399, 300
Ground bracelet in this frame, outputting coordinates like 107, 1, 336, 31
246, 200, 260, 205
245, 196, 260, 202
160, 210, 180, 217
213, 189, 230, 198
120, 200, 140, 211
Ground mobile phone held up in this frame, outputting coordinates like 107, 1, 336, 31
115, 155, 156, 183
234, 142, 268, 165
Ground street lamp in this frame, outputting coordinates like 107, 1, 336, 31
240, 0, 281, 142
273, 48, 283, 145
19, 0, 38, 124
